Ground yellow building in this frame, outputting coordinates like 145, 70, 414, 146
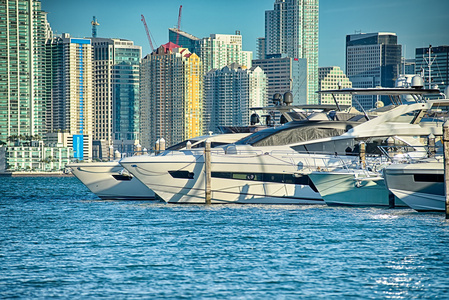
184, 52, 203, 140
140, 42, 203, 149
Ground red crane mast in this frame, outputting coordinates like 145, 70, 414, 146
141, 14, 154, 52
176, 5, 182, 45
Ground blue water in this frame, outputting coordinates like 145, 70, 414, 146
1, 177, 449, 299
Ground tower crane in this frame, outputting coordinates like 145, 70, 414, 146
176, 5, 182, 45
91, 16, 99, 38
141, 14, 155, 52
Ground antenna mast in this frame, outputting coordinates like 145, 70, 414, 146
424, 45, 436, 89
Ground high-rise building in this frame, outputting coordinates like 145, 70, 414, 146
318, 67, 352, 106
257, 37, 266, 60
415, 45, 449, 92
90, 38, 141, 158
47, 34, 94, 159
0, 0, 51, 143
140, 42, 203, 149
346, 32, 402, 109
204, 63, 267, 133
168, 28, 200, 55
265, 0, 319, 104
401, 58, 416, 75
169, 30, 253, 72
253, 55, 307, 106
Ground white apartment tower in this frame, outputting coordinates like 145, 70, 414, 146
199, 33, 252, 73
204, 63, 267, 133
265, 0, 319, 104
48, 34, 94, 160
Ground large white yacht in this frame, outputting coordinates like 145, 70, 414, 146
67, 133, 250, 200
120, 86, 446, 204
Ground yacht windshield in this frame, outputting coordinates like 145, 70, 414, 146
235, 121, 356, 147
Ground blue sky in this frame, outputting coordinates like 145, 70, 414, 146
41, 0, 448, 69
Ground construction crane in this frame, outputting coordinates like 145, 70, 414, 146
176, 5, 182, 45
91, 16, 99, 38
141, 14, 154, 52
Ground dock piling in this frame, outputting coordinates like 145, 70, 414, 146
205, 139, 211, 205
444, 121, 449, 219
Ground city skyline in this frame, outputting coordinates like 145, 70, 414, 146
41, 0, 449, 70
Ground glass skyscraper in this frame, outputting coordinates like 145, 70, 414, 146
346, 32, 402, 109
90, 38, 141, 158
265, 0, 319, 104
0, 0, 50, 143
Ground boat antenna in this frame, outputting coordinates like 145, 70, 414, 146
423, 45, 436, 89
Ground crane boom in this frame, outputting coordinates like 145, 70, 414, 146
141, 14, 154, 52
176, 5, 182, 45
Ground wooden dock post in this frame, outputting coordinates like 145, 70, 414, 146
428, 133, 435, 157
359, 142, 366, 169
444, 121, 449, 219
205, 139, 211, 205
160, 138, 166, 151
155, 139, 160, 155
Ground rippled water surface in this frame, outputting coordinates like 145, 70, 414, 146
1, 176, 449, 299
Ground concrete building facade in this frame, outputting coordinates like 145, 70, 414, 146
253, 55, 307, 106
318, 66, 352, 106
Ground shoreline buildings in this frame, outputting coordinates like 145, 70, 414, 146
264, 0, 319, 104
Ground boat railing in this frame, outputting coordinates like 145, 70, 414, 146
377, 145, 437, 164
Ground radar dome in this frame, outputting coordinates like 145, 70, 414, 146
283, 92, 293, 105
250, 113, 260, 125
272, 93, 282, 105
445, 85, 449, 98
411, 75, 424, 89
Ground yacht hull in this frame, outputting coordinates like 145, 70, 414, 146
309, 172, 407, 207
120, 152, 331, 204
383, 162, 444, 212
68, 161, 155, 200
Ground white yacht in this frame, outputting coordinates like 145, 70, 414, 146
383, 159, 444, 212
67, 133, 250, 200
120, 86, 446, 204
